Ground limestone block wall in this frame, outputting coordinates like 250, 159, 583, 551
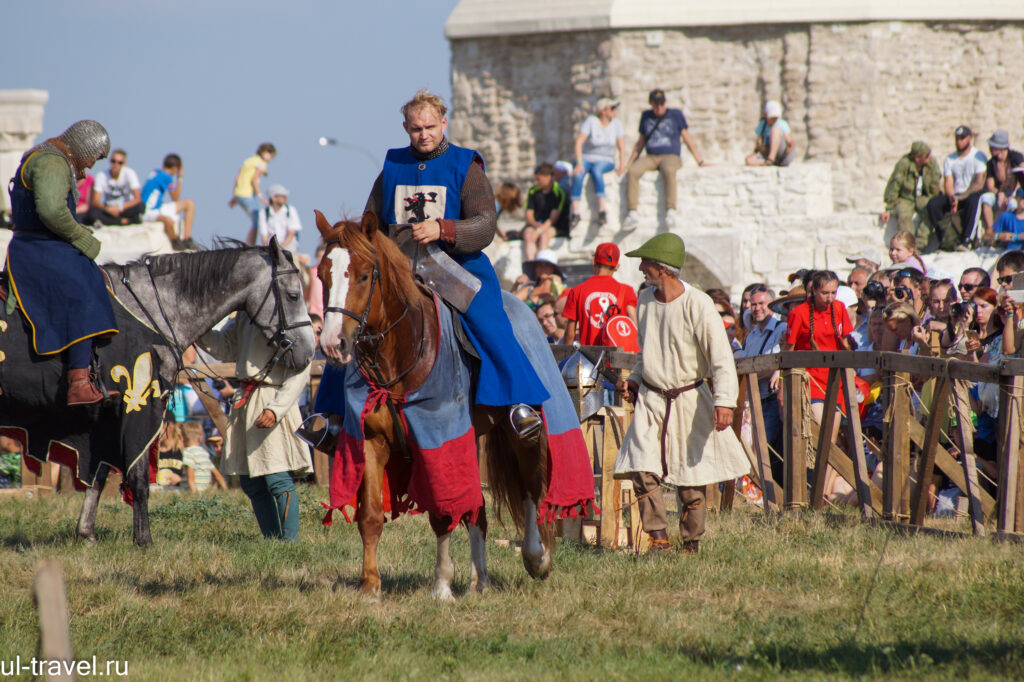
0, 90, 49, 217
450, 21, 1024, 215
487, 163, 881, 299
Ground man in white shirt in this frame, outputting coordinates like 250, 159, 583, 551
926, 125, 988, 251
87, 148, 143, 225
257, 184, 301, 249
735, 285, 785, 483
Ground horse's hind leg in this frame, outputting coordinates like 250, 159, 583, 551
514, 433, 553, 580
77, 463, 111, 542
428, 513, 456, 602
521, 495, 552, 579
126, 456, 152, 546
466, 506, 489, 595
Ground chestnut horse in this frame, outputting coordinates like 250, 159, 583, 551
314, 210, 554, 600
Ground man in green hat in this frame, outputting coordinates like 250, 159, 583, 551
879, 140, 942, 247
613, 234, 750, 555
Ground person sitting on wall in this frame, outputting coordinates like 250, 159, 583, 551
521, 163, 566, 261
745, 100, 795, 167
879, 141, 942, 250
88, 148, 144, 226
925, 125, 988, 251
622, 89, 706, 231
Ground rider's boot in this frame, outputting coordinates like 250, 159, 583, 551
509, 404, 542, 445
67, 368, 104, 406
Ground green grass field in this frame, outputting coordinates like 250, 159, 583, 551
1, 487, 1022, 681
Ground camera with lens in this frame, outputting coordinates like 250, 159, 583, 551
951, 300, 976, 319
863, 280, 887, 304
892, 285, 912, 301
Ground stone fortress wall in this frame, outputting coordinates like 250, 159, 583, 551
449, 16, 1024, 294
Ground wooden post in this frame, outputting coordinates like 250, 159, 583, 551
840, 368, 873, 520
884, 370, 912, 521
996, 374, 1021, 533
951, 379, 986, 536
910, 376, 949, 526
33, 560, 75, 682
782, 369, 807, 509
745, 373, 779, 512
598, 409, 623, 548
810, 368, 841, 510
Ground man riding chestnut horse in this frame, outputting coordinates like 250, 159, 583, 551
318, 90, 548, 441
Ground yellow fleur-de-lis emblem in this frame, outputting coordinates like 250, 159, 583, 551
110, 352, 162, 414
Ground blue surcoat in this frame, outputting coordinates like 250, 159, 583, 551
316, 143, 548, 412
6, 151, 118, 355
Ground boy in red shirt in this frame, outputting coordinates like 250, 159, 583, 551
562, 243, 638, 345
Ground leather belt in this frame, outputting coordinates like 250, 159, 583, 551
642, 378, 704, 477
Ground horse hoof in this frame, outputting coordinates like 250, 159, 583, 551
358, 585, 382, 603
430, 584, 456, 602
467, 580, 490, 596
523, 553, 552, 580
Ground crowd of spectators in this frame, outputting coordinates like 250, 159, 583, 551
517, 227, 1024, 515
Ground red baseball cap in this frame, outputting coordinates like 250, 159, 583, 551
594, 243, 619, 267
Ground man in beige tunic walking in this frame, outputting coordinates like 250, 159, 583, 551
615, 234, 750, 554
199, 314, 312, 540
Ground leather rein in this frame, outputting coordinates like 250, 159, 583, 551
322, 239, 427, 390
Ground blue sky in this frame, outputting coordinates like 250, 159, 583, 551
4, 0, 461, 256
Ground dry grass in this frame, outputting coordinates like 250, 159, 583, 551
1, 487, 1022, 680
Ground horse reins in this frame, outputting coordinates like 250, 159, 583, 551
322, 237, 430, 462
117, 250, 310, 389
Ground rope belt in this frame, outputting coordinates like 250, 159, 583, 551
642, 378, 704, 477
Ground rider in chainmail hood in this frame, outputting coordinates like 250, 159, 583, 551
6, 119, 120, 406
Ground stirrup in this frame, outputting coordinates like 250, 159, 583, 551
294, 413, 341, 452
509, 404, 542, 444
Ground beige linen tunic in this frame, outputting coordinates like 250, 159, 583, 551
614, 283, 751, 487
198, 315, 313, 478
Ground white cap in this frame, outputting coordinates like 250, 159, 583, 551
835, 285, 858, 311
266, 184, 289, 198
846, 248, 882, 266
764, 100, 782, 118
925, 267, 954, 282
553, 160, 573, 175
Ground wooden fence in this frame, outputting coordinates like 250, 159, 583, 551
18, 351, 1018, 541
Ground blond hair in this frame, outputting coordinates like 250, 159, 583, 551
401, 89, 447, 120
883, 302, 919, 325
890, 230, 920, 258
181, 420, 204, 445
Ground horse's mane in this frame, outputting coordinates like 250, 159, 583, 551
326, 218, 423, 305
131, 240, 264, 301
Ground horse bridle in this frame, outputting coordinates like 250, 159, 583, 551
118, 250, 310, 383
322, 238, 426, 389
249, 252, 313, 382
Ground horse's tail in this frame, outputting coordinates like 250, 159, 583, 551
482, 421, 549, 534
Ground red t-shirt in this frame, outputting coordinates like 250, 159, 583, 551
786, 300, 852, 403
785, 300, 851, 352
562, 275, 638, 346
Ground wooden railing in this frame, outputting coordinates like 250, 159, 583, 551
180, 351, 1024, 539
733, 351, 1024, 538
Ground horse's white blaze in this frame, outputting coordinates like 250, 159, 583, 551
322, 248, 352, 362
522, 497, 544, 564
431, 532, 456, 602
467, 522, 489, 594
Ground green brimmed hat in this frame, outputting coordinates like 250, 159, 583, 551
625, 233, 686, 269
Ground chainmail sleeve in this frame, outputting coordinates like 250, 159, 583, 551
363, 161, 496, 254
452, 161, 497, 254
